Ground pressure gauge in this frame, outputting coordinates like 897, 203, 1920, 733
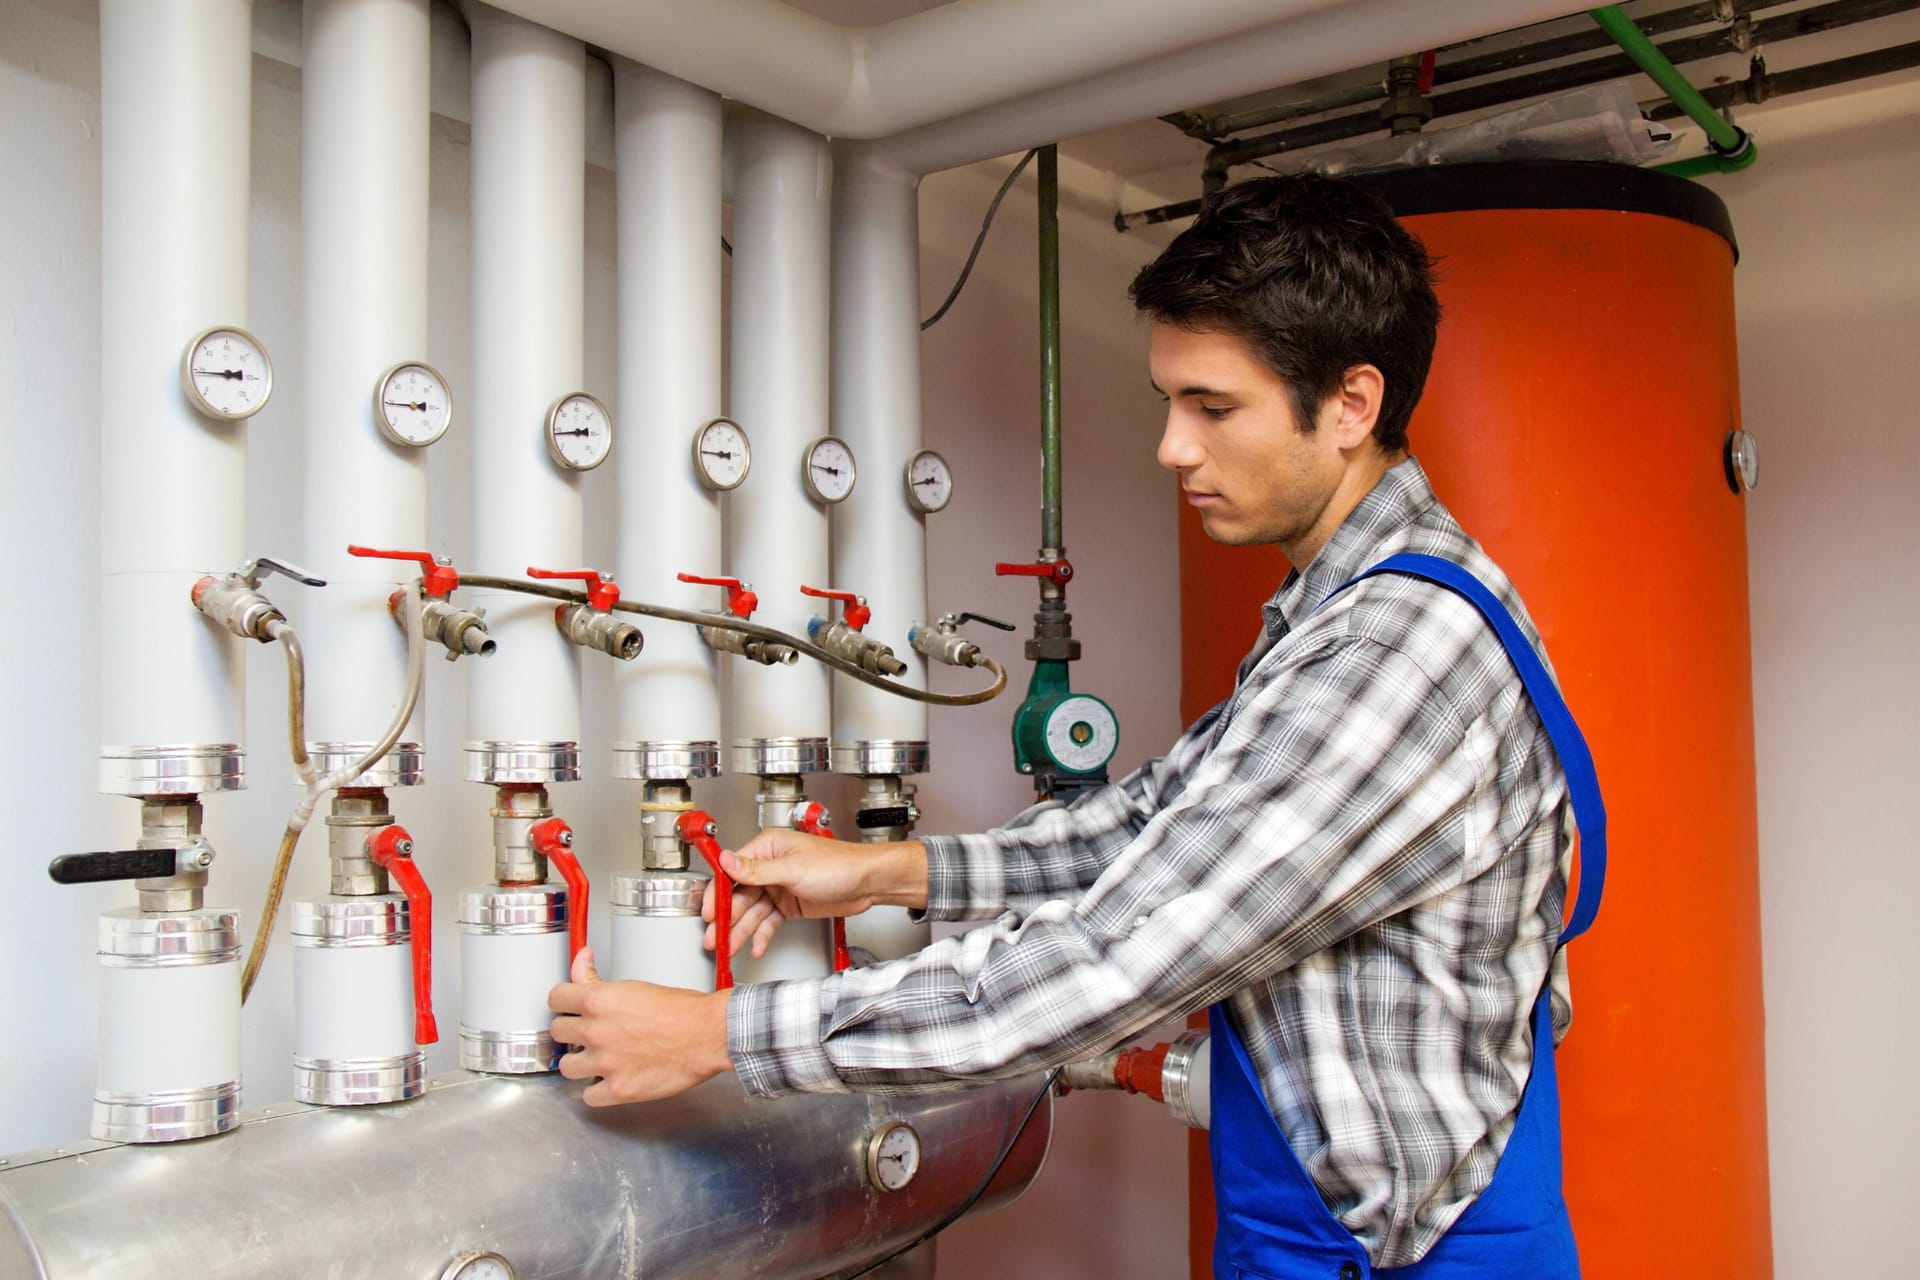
375, 361, 453, 448
802, 436, 857, 505
693, 417, 751, 491
1723, 429, 1759, 494
1043, 694, 1120, 774
439, 1251, 514, 1280
904, 449, 953, 514
546, 391, 613, 471
865, 1120, 922, 1193
181, 326, 273, 421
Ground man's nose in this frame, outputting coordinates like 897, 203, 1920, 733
1157, 413, 1202, 472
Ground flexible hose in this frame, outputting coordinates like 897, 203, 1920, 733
242, 583, 429, 1003
267, 620, 317, 788
460, 574, 1009, 707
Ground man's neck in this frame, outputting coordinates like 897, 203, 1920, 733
1280, 449, 1408, 569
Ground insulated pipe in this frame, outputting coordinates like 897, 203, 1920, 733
300, 0, 432, 756
462, 4, 586, 758
98, 0, 252, 759
611, 61, 725, 752
727, 110, 833, 747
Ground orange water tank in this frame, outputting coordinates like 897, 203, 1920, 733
1178, 162, 1771, 1278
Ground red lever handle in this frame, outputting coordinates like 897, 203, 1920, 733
368, 825, 439, 1045
675, 811, 732, 990
349, 545, 460, 599
677, 572, 758, 620
530, 817, 589, 967
994, 559, 1074, 588
790, 802, 852, 973
1114, 1041, 1174, 1101
799, 585, 871, 631
527, 567, 619, 612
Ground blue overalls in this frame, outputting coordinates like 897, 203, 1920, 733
1210, 553, 1607, 1280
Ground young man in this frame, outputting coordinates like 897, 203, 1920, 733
550, 174, 1593, 1276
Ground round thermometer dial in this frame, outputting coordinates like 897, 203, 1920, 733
439, 1251, 514, 1280
375, 361, 453, 448
547, 392, 613, 471
181, 326, 273, 421
693, 417, 751, 491
802, 436, 857, 504
866, 1120, 922, 1192
904, 449, 953, 514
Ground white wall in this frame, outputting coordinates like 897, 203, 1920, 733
1702, 80, 1920, 1280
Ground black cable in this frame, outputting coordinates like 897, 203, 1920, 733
921, 148, 1039, 330
839, 1068, 1061, 1280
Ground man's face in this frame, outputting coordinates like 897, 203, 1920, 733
1148, 322, 1346, 550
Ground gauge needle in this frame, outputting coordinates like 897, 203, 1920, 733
555, 428, 595, 437
702, 449, 736, 459
193, 368, 243, 380
812, 463, 842, 475
384, 399, 429, 412
914, 476, 940, 486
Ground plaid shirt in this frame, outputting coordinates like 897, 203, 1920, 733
729, 458, 1573, 1267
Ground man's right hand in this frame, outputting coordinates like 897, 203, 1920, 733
704, 832, 928, 960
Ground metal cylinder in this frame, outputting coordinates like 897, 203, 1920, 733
92, 909, 241, 1144
459, 886, 568, 1074
0, 1071, 1053, 1279
290, 897, 423, 1106
609, 872, 714, 990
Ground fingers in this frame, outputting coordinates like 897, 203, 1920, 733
550, 1013, 584, 1046
571, 945, 600, 984
729, 896, 781, 956
752, 908, 786, 959
549, 980, 591, 1015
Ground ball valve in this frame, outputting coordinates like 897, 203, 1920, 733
674, 811, 734, 990
366, 825, 440, 1047
348, 544, 495, 660
190, 555, 325, 643
1058, 1030, 1212, 1130
680, 571, 796, 667
801, 585, 907, 676
527, 566, 644, 661
910, 611, 1016, 670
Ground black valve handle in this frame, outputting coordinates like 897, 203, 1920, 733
855, 806, 915, 830
956, 612, 1017, 631
48, 849, 179, 885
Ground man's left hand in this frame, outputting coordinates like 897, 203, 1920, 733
548, 947, 734, 1106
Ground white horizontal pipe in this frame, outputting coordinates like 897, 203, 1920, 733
464, 4, 586, 749
301, 0, 433, 750
830, 149, 929, 748
612, 61, 725, 750
98, 0, 251, 752
727, 110, 832, 745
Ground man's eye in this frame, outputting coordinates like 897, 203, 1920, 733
1200, 404, 1235, 420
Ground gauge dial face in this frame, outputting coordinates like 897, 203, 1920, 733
375, 361, 453, 448
181, 326, 273, 421
802, 436, 857, 504
904, 448, 953, 514
1724, 429, 1759, 493
547, 392, 613, 471
1044, 694, 1120, 773
866, 1121, 922, 1192
439, 1251, 515, 1280
693, 417, 751, 491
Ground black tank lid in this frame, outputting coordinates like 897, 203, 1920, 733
1351, 160, 1737, 260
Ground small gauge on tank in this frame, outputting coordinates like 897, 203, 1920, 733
181, 326, 273, 421
904, 448, 953, 514
802, 436, 857, 505
546, 391, 613, 471
439, 1250, 515, 1280
375, 361, 453, 448
693, 417, 751, 491
865, 1120, 922, 1193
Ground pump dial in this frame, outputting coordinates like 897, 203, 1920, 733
904, 448, 953, 514
439, 1251, 514, 1280
693, 417, 751, 491
865, 1120, 922, 1192
802, 436, 858, 504
375, 361, 453, 448
546, 392, 613, 471
1043, 694, 1120, 774
181, 326, 273, 421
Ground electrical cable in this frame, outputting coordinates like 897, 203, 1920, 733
241, 583, 428, 1003
921, 148, 1038, 330
837, 1068, 1061, 1280
460, 574, 1009, 708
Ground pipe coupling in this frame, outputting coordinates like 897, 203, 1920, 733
808, 616, 908, 676
697, 623, 797, 666
554, 602, 644, 661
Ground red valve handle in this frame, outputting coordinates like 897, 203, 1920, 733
790, 802, 852, 973
530, 817, 589, 967
799, 585, 871, 631
527, 567, 619, 612
1114, 1041, 1174, 1101
675, 811, 732, 990
349, 544, 460, 599
677, 572, 758, 620
367, 825, 439, 1045
994, 559, 1074, 588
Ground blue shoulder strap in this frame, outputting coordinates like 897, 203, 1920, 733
1325, 552, 1606, 945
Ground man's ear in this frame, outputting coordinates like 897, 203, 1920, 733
1323, 364, 1384, 451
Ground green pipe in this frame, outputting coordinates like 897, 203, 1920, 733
1655, 145, 1759, 178
1590, 5, 1753, 164
1038, 144, 1063, 555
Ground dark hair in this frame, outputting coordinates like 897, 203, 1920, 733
1128, 173, 1440, 453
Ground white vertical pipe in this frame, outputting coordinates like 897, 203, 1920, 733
612, 62, 724, 751
301, 0, 432, 749
464, 5, 586, 749
98, 0, 252, 753
727, 110, 833, 746
830, 148, 930, 747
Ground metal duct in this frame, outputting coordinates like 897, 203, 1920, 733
0, 1072, 1053, 1279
